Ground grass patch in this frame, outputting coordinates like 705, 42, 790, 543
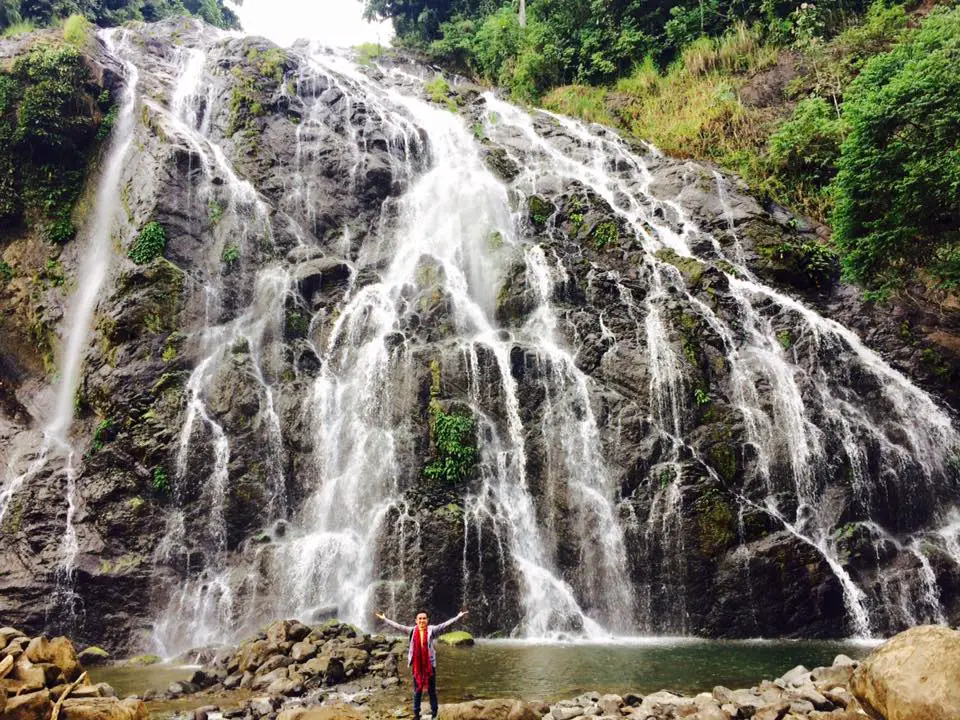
2, 21, 36, 38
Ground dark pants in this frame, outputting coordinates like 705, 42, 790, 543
413, 673, 438, 718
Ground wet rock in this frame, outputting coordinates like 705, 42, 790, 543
4, 688, 52, 720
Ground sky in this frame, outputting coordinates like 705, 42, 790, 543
231, 0, 394, 48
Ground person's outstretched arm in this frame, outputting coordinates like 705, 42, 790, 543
375, 611, 414, 633
431, 609, 468, 633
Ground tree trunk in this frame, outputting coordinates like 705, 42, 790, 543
519, 0, 526, 27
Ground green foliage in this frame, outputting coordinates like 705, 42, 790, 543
0, 43, 97, 231
1, 20, 34, 37
694, 388, 711, 406
424, 408, 477, 485
208, 199, 223, 224
62, 13, 90, 45
222, 243, 239, 265
96, 103, 118, 140
285, 310, 309, 339
776, 329, 793, 349
425, 75, 457, 110
592, 221, 619, 250
92, 417, 114, 451
0, 0, 239, 32
0, 259, 13, 283
528, 195, 554, 226
424, 358, 477, 486
832, 6, 960, 292
355, 42, 386, 65
129, 221, 166, 264
769, 97, 845, 186
152, 466, 170, 493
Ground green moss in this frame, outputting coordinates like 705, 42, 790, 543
285, 310, 309, 340
438, 631, 474, 646
528, 195, 554, 226
696, 490, 736, 558
656, 247, 706, 286
425, 75, 457, 111
708, 442, 738, 483
1, 496, 23, 534
776, 329, 793, 349
127, 496, 145, 511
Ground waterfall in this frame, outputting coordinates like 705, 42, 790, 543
0, 29, 140, 628
3, 18, 958, 651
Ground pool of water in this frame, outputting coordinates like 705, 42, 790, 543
434, 639, 874, 701
92, 638, 876, 704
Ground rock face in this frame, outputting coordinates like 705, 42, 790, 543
0, 17, 959, 653
851, 625, 960, 720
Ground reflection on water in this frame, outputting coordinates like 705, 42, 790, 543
91, 639, 875, 704
435, 639, 874, 701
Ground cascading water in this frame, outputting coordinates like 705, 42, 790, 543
0, 28, 140, 627
3, 18, 958, 652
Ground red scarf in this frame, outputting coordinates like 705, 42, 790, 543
411, 626, 433, 691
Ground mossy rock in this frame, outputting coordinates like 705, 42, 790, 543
124, 654, 161, 666
78, 645, 111, 666
656, 248, 706, 287
438, 631, 474, 647
528, 195, 554, 226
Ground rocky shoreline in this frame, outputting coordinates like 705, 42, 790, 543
2, 623, 958, 719
149, 624, 957, 720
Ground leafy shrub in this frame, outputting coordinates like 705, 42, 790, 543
62, 13, 90, 45
222, 243, 239, 265
152, 467, 170, 493
129, 221, 167, 264
0, 259, 13, 283
832, 6, 960, 291
424, 407, 477, 485
769, 97, 845, 186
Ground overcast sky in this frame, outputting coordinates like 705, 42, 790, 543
232, 0, 394, 48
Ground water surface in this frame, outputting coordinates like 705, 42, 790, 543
92, 639, 874, 703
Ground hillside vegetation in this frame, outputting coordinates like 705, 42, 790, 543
365, 0, 960, 297
0, 0, 239, 34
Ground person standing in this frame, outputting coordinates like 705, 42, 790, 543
376, 608, 468, 719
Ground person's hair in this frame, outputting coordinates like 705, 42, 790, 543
415, 610, 429, 619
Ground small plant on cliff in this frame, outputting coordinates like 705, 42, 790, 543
694, 388, 711, 406
129, 221, 166, 264
92, 417, 114, 451
62, 14, 91, 46
222, 243, 240, 265
152, 466, 170, 494
424, 359, 478, 485
592, 221, 620, 250
0, 260, 12, 283
425, 409, 477, 485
